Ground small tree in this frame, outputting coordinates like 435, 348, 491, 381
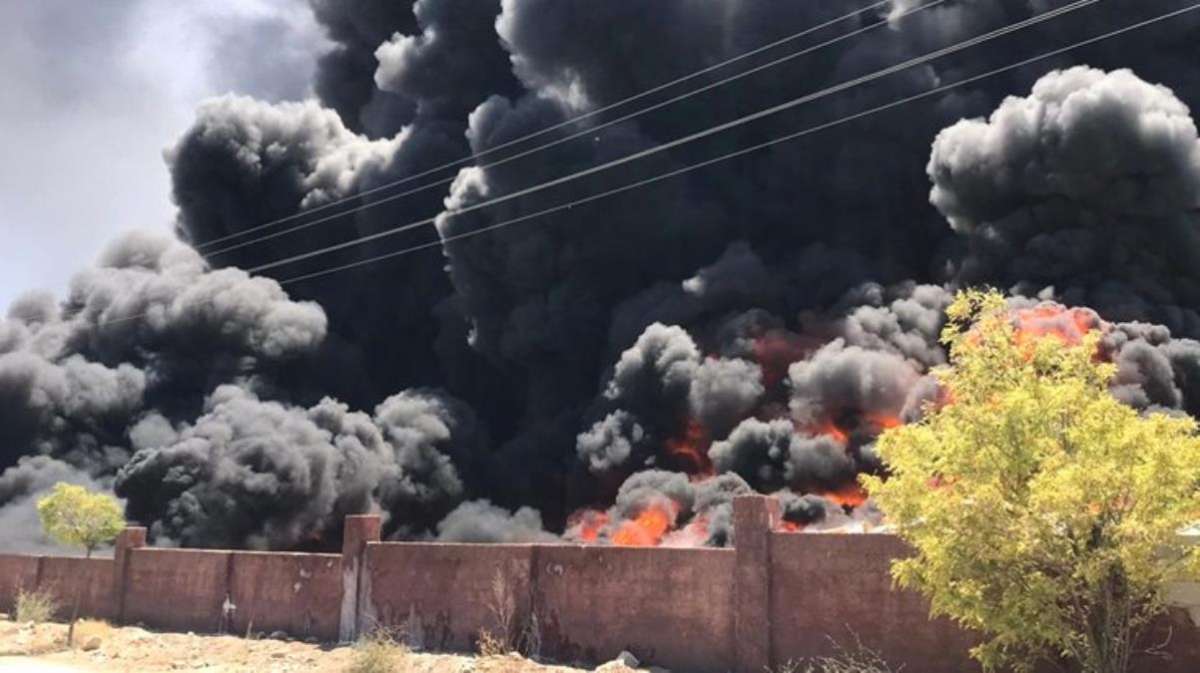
864, 289, 1200, 673
36, 482, 125, 645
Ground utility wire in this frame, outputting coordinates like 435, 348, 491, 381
275, 2, 1200, 287
201, 0, 945, 258
243, 0, 1101, 276
196, 0, 895, 251
98, 0, 1195, 328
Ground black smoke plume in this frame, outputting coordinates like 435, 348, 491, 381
5, 1, 1200, 550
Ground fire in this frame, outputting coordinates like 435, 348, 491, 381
777, 520, 804, 533
1011, 304, 1104, 347
863, 412, 902, 432
665, 418, 714, 477
807, 419, 850, 444
752, 330, 810, 388
612, 501, 677, 547
567, 509, 610, 543
819, 482, 868, 508
662, 514, 711, 547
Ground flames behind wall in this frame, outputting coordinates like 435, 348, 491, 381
3, 1, 1200, 551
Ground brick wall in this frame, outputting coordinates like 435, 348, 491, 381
0, 497, 1195, 672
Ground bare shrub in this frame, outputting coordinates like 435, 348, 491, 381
15, 588, 58, 624
775, 635, 900, 673
477, 628, 508, 658
485, 569, 518, 649
348, 629, 408, 673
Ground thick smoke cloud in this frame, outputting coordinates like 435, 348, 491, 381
930, 66, 1200, 335
0, 231, 325, 472
437, 499, 557, 543
115, 385, 476, 549
7, 1, 1200, 550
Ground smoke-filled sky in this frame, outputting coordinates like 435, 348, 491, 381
3, 0, 1200, 553
0, 0, 325, 310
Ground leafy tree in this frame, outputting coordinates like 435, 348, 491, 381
864, 289, 1200, 673
36, 482, 125, 644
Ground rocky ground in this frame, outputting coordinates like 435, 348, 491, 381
0, 616, 643, 673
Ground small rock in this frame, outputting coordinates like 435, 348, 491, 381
271, 651, 286, 659
616, 651, 639, 668
269, 630, 289, 641
82, 636, 102, 651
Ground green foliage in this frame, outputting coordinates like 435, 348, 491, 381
36, 483, 124, 557
864, 289, 1200, 673
14, 587, 58, 623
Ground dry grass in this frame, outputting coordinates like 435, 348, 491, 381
14, 588, 58, 624
776, 636, 900, 673
477, 628, 509, 658
347, 629, 409, 673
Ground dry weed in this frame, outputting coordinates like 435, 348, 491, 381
477, 628, 509, 657
347, 629, 409, 673
15, 588, 58, 624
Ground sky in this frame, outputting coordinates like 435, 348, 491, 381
0, 0, 326, 311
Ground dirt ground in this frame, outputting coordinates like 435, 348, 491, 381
0, 617, 636, 673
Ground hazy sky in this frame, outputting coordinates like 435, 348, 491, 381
0, 0, 327, 310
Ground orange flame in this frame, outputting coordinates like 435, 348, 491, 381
1012, 304, 1104, 347
777, 520, 804, 533
665, 418, 714, 477
807, 419, 850, 444
819, 483, 868, 509
612, 502, 677, 547
864, 412, 902, 432
567, 509, 611, 543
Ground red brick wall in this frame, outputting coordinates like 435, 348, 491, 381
769, 534, 980, 673
124, 549, 231, 632
0, 554, 40, 614
533, 545, 736, 672
1, 516, 1195, 673
38, 556, 114, 621
228, 551, 341, 640
364, 542, 534, 652
768, 533, 1200, 673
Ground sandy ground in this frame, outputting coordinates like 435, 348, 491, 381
0, 617, 633, 673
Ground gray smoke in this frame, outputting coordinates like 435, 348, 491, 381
7, 1, 1200, 549
436, 499, 557, 543
115, 384, 475, 549
0, 455, 117, 556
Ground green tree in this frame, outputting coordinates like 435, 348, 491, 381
864, 289, 1200, 673
36, 482, 125, 645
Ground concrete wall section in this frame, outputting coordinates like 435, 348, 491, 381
365, 542, 533, 652
124, 549, 231, 633
768, 533, 980, 673
0, 554, 40, 614
228, 552, 341, 640
533, 546, 737, 673
38, 557, 114, 621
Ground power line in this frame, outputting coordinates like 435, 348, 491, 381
243, 0, 1102, 277
201, 0, 947, 258
274, 2, 1200, 286
97, 1, 1199, 327
196, 0, 896, 251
